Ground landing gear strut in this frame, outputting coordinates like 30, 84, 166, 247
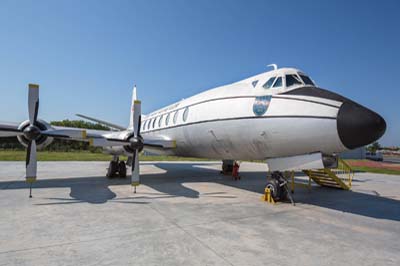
221, 160, 234, 175
266, 171, 295, 205
106, 156, 127, 178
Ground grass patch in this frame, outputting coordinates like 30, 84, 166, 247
0, 150, 117, 161
0, 150, 211, 162
346, 165, 400, 175
344, 159, 400, 175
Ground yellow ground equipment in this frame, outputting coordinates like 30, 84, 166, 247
261, 187, 276, 204
262, 159, 354, 205
303, 159, 353, 190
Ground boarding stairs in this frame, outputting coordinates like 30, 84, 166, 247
303, 159, 354, 190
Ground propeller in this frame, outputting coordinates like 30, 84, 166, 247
21, 84, 87, 197
131, 94, 143, 193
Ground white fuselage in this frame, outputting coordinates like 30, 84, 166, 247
135, 68, 347, 160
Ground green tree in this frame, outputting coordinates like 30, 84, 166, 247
367, 141, 381, 153
50, 120, 110, 130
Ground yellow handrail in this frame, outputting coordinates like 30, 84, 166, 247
336, 158, 354, 188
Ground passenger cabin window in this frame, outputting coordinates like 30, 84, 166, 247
158, 115, 163, 127
263, 77, 276, 89
299, 74, 314, 85
183, 107, 189, 122
286, 74, 303, 87
152, 118, 157, 129
173, 110, 179, 124
165, 113, 170, 126
272, 77, 282, 88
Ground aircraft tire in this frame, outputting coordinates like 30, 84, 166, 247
265, 179, 281, 201
107, 161, 118, 178
118, 161, 127, 178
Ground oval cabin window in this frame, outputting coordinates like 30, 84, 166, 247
173, 110, 179, 124
158, 115, 163, 127
183, 107, 189, 122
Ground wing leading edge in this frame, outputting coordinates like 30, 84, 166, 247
76, 114, 125, 131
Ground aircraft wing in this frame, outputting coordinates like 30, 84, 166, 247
51, 126, 112, 139
88, 132, 176, 150
1, 121, 175, 150
0, 122, 115, 140
76, 114, 125, 131
143, 135, 176, 149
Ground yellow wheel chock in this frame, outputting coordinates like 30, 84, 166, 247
261, 187, 275, 204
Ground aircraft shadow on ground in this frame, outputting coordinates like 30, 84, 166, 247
0, 162, 399, 222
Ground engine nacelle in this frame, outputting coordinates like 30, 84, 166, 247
121, 131, 143, 154
17, 120, 54, 149
103, 146, 127, 156
102, 131, 143, 155
101, 131, 134, 156
120, 131, 135, 154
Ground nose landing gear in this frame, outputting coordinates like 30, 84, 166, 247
265, 171, 295, 205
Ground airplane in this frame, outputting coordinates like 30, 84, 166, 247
0, 64, 386, 200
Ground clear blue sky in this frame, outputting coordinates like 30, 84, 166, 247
0, 0, 399, 146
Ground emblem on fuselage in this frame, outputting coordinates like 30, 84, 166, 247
253, 96, 271, 116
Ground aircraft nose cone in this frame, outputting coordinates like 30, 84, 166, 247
337, 101, 386, 149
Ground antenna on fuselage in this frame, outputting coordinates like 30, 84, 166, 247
267, 64, 278, 70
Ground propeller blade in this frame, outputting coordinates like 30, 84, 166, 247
129, 85, 137, 130
131, 150, 140, 192
28, 84, 39, 125
132, 100, 141, 137
138, 115, 141, 136
133, 85, 137, 101
0, 123, 22, 137
25, 140, 37, 183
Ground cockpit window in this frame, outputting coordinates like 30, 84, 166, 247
263, 77, 276, 89
272, 77, 282, 88
252, 80, 258, 88
286, 74, 303, 87
299, 74, 314, 85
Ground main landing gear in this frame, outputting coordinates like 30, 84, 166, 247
265, 171, 295, 205
221, 160, 234, 174
106, 156, 127, 178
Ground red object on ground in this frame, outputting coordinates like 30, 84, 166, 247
232, 162, 240, 180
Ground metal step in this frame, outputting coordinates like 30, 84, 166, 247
303, 168, 351, 190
